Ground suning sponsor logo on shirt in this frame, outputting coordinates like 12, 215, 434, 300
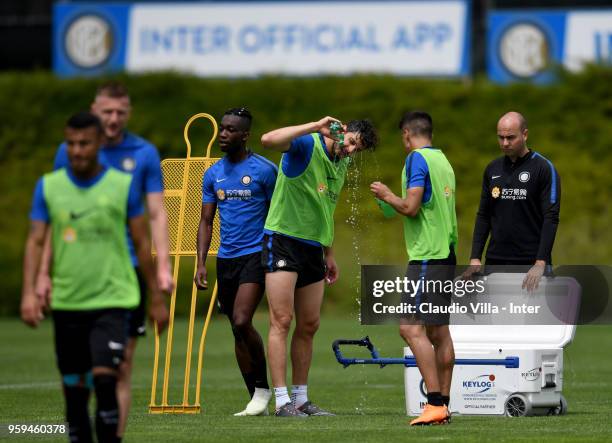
224, 189, 252, 200
501, 188, 528, 200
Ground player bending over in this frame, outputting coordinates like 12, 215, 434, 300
262, 116, 378, 416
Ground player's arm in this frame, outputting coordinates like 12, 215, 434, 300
21, 221, 48, 327
323, 246, 339, 285
129, 214, 169, 333
146, 192, 174, 293
35, 230, 52, 307
194, 202, 216, 290
535, 163, 561, 263
464, 166, 493, 278
370, 152, 426, 217
523, 164, 561, 291
370, 184, 424, 217
261, 116, 342, 152
144, 148, 174, 293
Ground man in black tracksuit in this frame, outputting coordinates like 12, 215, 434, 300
465, 112, 561, 291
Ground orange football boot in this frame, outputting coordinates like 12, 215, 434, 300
409, 404, 449, 426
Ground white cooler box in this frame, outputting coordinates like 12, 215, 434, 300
404, 273, 578, 417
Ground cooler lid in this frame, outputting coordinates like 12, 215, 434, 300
449, 273, 578, 348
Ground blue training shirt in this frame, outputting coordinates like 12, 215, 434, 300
30, 166, 144, 222
53, 132, 164, 265
405, 148, 436, 203
281, 133, 335, 178
203, 151, 277, 259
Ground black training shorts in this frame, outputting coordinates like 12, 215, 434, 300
403, 248, 457, 325
52, 308, 130, 374
216, 251, 265, 315
261, 233, 325, 288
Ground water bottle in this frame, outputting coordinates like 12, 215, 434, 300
375, 198, 397, 218
329, 121, 345, 148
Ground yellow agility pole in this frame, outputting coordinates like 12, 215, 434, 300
149, 113, 221, 414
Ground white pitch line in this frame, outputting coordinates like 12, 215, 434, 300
0, 381, 58, 390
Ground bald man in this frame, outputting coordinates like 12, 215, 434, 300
465, 112, 560, 290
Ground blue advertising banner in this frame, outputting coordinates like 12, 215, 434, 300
53, 3, 131, 77
53, 1, 471, 78
488, 10, 612, 84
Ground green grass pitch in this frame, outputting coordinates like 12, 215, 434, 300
1, 314, 611, 442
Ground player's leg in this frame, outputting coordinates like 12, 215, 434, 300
291, 279, 323, 386
262, 233, 307, 417
232, 283, 267, 392
291, 278, 334, 416
233, 253, 270, 398
426, 325, 454, 405
424, 253, 456, 410
232, 280, 271, 415
401, 323, 449, 425
401, 260, 441, 395
399, 323, 440, 393
266, 271, 297, 398
404, 259, 450, 425
232, 328, 256, 395
91, 366, 120, 443
53, 311, 94, 443
217, 256, 259, 398
116, 338, 136, 437
91, 309, 130, 442
117, 268, 146, 437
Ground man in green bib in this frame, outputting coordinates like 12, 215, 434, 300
371, 111, 457, 426
20, 112, 169, 442
261, 116, 378, 416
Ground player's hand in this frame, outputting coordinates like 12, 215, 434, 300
317, 116, 343, 140
149, 293, 170, 334
523, 261, 545, 293
370, 182, 393, 202
35, 272, 52, 308
462, 259, 482, 280
21, 293, 44, 328
194, 263, 208, 290
324, 253, 339, 285
157, 266, 175, 294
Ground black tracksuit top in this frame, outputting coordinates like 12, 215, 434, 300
470, 150, 561, 263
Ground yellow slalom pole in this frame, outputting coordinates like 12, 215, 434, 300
161, 255, 181, 406
195, 281, 218, 408
182, 258, 200, 406
149, 321, 160, 408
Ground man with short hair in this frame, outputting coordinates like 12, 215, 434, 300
261, 116, 378, 417
464, 111, 561, 290
371, 111, 456, 426
39, 81, 173, 437
21, 112, 169, 443
195, 108, 277, 416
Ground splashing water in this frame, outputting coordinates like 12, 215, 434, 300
344, 151, 371, 415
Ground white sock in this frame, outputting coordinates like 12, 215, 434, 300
291, 385, 308, 408
274, 387, 290, 409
